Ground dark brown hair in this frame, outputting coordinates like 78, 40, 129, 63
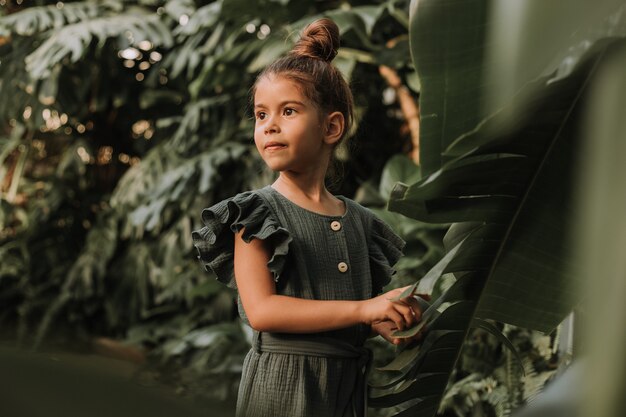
253, 18, 355, 142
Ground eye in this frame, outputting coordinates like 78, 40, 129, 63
283, 108, 295, 116
256, 111, 266, 120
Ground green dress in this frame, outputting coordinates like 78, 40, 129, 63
192, 185, 404, 417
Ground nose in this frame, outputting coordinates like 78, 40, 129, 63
264, 115, 280, 135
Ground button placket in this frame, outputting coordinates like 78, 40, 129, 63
330, 219, 350, 274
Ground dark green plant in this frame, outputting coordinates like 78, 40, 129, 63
359, 155, 565, 417
367, 0, 626, 416
356, 154, 448, 288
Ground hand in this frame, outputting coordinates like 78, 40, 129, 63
371, 321, 406, 346
359, 286, 422, 331
371, 293, 430, 346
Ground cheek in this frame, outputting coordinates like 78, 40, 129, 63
253, 127, 267, 155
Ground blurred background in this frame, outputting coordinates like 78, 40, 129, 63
0, 1, 624, 417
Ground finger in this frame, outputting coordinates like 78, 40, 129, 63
396, 304, 415, 328
393, 295, 419, 311
388, 311, 405, 331
389, 285, 416, 300
397, 293, 420, 306
406, 298, 423, 321
387, 287, 408, 300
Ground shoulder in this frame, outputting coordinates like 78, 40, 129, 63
198, 187, 278, 233
227, 187, 268, 203
192, 186, 292, 287
342, 196, 379, 225
205, 187, 268, 212
342, 196, 405, 248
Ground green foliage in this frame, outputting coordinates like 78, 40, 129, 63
0, 0, 422, 406
575, 42, 626, 417
369, 0, 626, 416
360, 154, 448, 417
409, 0, 490, 177
26, 13, 174, 79
0, 1, 110, 37
362, 159, 561, 417
437, 325, 561, 417
497, 39, 626, 417
356, 154, 448, 288
4, 1, 611, 415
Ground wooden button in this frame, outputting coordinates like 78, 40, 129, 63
330, 221, 342, 231
337, 262, 348, 273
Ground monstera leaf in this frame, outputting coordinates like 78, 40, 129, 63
369, 0, 626, 415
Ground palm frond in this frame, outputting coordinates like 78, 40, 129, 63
172, 1, 220, 37
0, 1, 121, 37
371, 0, 626, 415
439, 374, 511, 417
123, 143, 246, 236
25, 12, 173, 78
32, 208, 120, 349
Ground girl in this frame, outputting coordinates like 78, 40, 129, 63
192, 18, 421, 417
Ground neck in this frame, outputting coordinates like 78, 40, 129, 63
273, 172, 329, 202
271, 168, 345, 217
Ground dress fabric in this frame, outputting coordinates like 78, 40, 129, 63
191, 186, 405, 417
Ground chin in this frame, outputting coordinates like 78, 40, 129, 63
262, 160, 288, 172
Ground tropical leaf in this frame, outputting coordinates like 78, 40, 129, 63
356, 155, 448, 296
0, 124, 24, 169
25, 13, 174, 78
33, 209, 120, 348
397, 3, 626, 332
125, 142, 246, 234
379, 154, 421, 200
471, 318, 523, 374
485, 0, 626, 126
374, 0, 626, 415
408, 0, 491, 177
390, 234, 466, 301
575, 42, 626, 417
384, 42, 610, 417
0, 1, 115, 37
439, 374, 510, 417
163, 0, 195, 22
392, 38, 616, 334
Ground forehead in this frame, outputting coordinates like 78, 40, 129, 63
254, 75, 310, 106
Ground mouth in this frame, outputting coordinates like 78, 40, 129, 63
264, 142, 287, 151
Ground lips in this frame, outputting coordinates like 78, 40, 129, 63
264, 141, 287, 151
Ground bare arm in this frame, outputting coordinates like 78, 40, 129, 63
233, 229, 417, 333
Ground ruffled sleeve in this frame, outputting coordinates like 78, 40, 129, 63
369, 214, 405, 296
191, 191, 292, 289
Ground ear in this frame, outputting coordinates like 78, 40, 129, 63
323, 111, 345, 145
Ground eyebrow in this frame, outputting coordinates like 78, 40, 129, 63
254, 100, 306, 109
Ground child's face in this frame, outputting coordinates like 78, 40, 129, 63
253, 75, 330, 174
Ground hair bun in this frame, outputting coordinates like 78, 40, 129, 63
291, 18, 340, 62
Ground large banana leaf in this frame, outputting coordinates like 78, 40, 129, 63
512, 42, 626, 417
408, 0, 490, 177
371, 0, 626, 415
576, 44, 626, 417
